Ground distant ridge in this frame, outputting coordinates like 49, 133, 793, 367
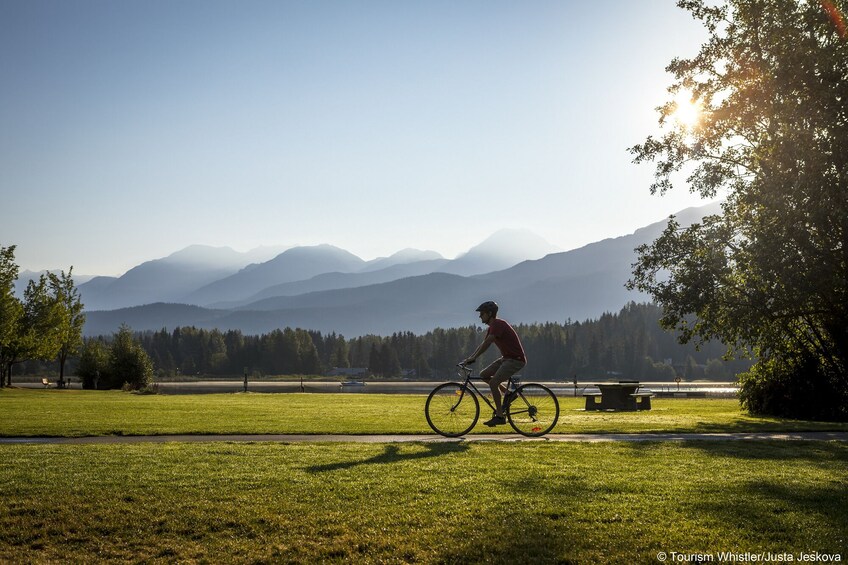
360, 249, 445, 272
77, 230, 559, 310
439, 228, 560, 276
14, 270, 97, 298
83, 202, 723, 337
185, 244, 366, 306
213, 258, 450, 309
77, 245, 284, 310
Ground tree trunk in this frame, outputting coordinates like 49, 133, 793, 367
58, 350, 66, 388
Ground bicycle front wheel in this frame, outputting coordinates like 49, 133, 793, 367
425, 382, 480, 437
507, 383, 560, 437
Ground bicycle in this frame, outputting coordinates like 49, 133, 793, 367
425, 363, 560, 438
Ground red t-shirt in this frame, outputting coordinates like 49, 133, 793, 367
487, 318, 527, 362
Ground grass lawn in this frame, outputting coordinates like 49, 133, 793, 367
2, 388, 848, 437
1, 441, 846, 563
1, 389, 846, 563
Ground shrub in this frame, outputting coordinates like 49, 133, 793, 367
77, 339, 109, 389
107, 325, 153, 390
739, 350, 848, 422
77, 325, 154, 390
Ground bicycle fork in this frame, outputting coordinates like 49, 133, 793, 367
451, 387, 469, 413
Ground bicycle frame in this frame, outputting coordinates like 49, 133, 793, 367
453, 364, 517, 414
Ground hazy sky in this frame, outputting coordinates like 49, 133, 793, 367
1, 0, 714, 276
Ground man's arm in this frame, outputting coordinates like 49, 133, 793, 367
464, 334, 496, 364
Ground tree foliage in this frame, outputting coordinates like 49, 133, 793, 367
0, 245, 85, 386
76, 338, 109, 389
106, 325, 154, 390
1, 262, 63, 385
628, 0, 848, 419
77, 326, 155, 390
0, 245, 22, 386
49, 269, 86, 386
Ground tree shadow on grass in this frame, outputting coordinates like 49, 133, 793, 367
435, 517, 571, 564
432, 442, 847, 563
670, 439, 848, 467
434, 473, 597, 564
306, 442, 470, 473
683, 419, 848, 433
602, 436, 848, 467
691, 479, 848, 551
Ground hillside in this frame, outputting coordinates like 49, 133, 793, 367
77, 245, 284, 310
83, 202, 722, 336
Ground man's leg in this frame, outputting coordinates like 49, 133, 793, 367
479, 358, 501, 385
490, 359, 525, 417
480, 359, 507, 422
481, 363, 508, 398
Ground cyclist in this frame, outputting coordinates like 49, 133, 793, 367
462, 301, 527, 426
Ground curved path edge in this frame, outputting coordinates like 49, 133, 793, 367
1, 431, 847, 444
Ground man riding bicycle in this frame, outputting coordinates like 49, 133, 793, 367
463, 301, 527, 427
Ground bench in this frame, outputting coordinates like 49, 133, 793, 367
630, 391, 654, 411
583, 392, 602, 411
41, 378, 51, 388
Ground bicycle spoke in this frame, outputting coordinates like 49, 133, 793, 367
507, 383, 559, 437
425, 382, 479, 437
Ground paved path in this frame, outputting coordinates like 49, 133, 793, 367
1, 431, 846, 444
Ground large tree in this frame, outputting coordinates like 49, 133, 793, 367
49, 269, 86, 388
2, 274, 63, 385
628, 0, 848, 419
0, 246, 84, 386
0, 246, 22, 386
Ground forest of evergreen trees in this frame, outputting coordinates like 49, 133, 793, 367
15, 303, 752, 381
62, 302, 749, 381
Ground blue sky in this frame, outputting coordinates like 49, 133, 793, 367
1, 0, 713, 276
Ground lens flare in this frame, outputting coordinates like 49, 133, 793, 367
671, 91, 702, 129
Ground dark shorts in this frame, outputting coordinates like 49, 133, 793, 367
480, 357, 525, 386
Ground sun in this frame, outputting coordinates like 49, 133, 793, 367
670, 90, 702, 129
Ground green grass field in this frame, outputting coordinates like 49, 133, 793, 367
1, 441, 846, 563
2, 388, 847, 437
1, 388, 846, 563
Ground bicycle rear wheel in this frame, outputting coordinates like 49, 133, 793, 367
425, 382, 480, 437
507, 383, 559, 437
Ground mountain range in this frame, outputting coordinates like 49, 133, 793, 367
81, 203, 722, 337
77, 228, 559, 310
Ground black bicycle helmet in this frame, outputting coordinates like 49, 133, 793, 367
475, 301, 499, 314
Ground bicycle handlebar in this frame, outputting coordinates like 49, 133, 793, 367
456, 362, 473, 373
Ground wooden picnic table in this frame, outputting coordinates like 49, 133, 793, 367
584, 381, 653, 411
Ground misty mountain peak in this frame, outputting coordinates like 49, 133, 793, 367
466, 228, 560, 259
389, 248, 444, 261
163, 245, 243, 266
271, 244, 363, 263
439, 228, 560, 276
361, 248, 445, 272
